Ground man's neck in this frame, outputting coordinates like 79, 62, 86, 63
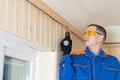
89, 46, 101, 53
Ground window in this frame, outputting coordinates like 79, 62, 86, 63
3, 56, 30, 80
0, 30, 41, 80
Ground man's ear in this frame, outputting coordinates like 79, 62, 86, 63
98, 35, 104, 42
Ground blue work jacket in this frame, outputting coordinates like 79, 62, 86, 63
59, 47, 120, 80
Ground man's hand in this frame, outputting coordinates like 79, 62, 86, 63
60, 31, 72, 55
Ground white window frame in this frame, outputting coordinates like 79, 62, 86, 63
0, 29, 46, 80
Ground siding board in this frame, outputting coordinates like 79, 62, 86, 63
46, 17, 51, 49
7, 0, 15, 32
22, 0, 29, 39
51, 20, 56, 50
29, 4, 35, 41
36, 9, 40, 43
39, 10, 42, 45
40, 12, 45, 47
0, 0, 7, 29
16, 0, 22, 35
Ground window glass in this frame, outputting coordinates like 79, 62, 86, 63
3, 56, 30, 80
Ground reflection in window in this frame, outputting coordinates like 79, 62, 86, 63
3, 56, 30, 80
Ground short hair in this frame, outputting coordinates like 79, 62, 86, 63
88, 24, 107, 41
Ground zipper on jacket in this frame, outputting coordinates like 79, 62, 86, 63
92, 56, 96, 80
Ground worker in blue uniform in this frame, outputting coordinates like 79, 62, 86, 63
59, 24, 120, 80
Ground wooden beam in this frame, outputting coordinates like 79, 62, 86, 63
104, 42, 120, 45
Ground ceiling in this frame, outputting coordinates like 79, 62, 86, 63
41, 0, 120, 43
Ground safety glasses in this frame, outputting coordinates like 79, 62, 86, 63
84, 30, 102, 36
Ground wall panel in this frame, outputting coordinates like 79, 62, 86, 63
39, 10, 43, 45
50, 20, 56, 50
44, 14, 48, 49
56, 23, 63, 79
36, 9, 41, 43
46, 17, 51, 49
29, 4, 35, 41
0, 0, 7, 29
115, 48, 120, 60
22, 0, 29, 40
103, 45, 120, 61
7, 0, 15, 32
15, 0, 23, 35
40, 12, 46, 47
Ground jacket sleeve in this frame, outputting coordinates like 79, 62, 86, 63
116, 71, 120, 80
115, 63, 120, 80
59, 54, 74, 80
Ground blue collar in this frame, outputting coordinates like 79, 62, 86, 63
85, 47, 107, 58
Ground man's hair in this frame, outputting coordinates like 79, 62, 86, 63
88, 24, 107, 41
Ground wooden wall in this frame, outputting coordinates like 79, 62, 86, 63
103, 44, 120, 61
0, 0, 84, 51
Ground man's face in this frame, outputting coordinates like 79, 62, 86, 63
83, 26, 102, 47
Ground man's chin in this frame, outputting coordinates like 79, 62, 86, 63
84, 43, 90, 47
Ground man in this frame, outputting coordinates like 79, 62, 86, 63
59, 24, 120, 80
